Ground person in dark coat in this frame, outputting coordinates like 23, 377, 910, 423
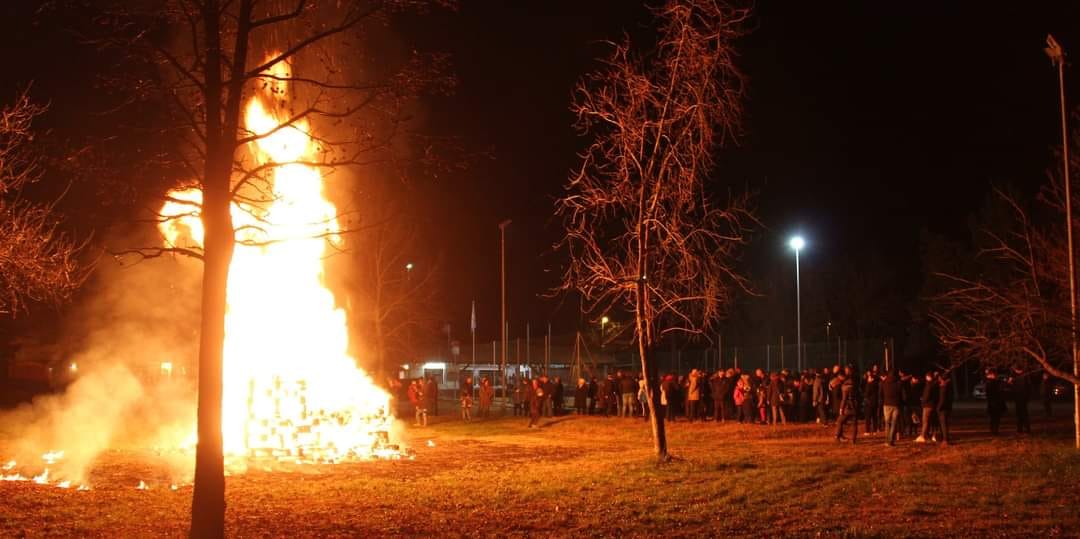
905, 373, 923, 437
618, 371, 638, 418
916, 372, 939, 443
880, 369, 902, 445
573, 378, 588, 414
985, 369, 1007, 435
424, 375, 439, 419
828, 370, 843, 420
798, 375, 813, 423
768, 373, 786, 425
552, 376, 565, 416
833, 373, 858, 443
863, 371, 880, 434
1011, 366, 1031, 434
936, 373, 953, 445
812, 369, 828, 425
587, 377, 598, 415
710, 371, 726, 422
528, 378, 543, 428
597, 376, 611, 417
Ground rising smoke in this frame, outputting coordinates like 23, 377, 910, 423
1, 241, 202, 485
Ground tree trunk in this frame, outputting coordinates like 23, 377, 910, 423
636, 280, 668, 462
190, 145, 235, 538
189, 163, 234, 538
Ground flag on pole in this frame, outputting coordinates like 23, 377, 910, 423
470, 300, 477, 333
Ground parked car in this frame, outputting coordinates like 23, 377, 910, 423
972, 382, 986, 400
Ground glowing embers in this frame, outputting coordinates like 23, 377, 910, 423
242, 377, 399, 462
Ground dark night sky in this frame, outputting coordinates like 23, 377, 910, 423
1, 1, 1079, 346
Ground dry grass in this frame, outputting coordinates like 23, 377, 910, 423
1, 409, 1079, 537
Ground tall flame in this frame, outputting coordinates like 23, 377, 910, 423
160, 57, 394, 461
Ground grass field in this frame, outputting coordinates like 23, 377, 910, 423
1, 407, 1078, 537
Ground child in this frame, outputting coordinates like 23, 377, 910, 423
460, 386, 473, 422
756, 383, 769, 424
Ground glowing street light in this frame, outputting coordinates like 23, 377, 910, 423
789, 236, 805, 371
600, 316, 610, 348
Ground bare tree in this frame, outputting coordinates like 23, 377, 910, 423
928, 122, 1080, 444
83, 1, 452, 535
556, 0, 754, 462
0, 90, 83, 316
344, 190, 440, 380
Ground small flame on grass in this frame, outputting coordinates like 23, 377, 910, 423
3, 460, 15, 471
56, 481, 71, 489
136, 480, 148, 490
2, 473, 27, 481
33, 469, 49, 484
426, 440, 435, 447
42, 451, 64, 465
76, 484, 90, 491
170, 484, 178, 491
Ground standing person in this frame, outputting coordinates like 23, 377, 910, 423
828, 369, 843, 421
607, 374, 620, 417
710, 371, 726, 422
768, 373, 786, 425
863, 371, 880, 435
527, 378, 543, 428
540, 375, 555, 417
661, 374, 676, 421
587, 376, 598, 415
618, 371, 636, 418
686, 369, 703, 422
880, 368, 902, 446
735, 374, 753, 423
574, 378, 588, 415
410, 380, 428, 427
1011, 366, 1031, 434
637, 375, 649, 418
755, 381, 769, 425
426, 375, 439, 417
916, 372, 939, 443
813, 369, 828, 425
905, 372, 923, 437
985, 369, 1007, 435
478, 376, 495, 418
937, 373, 953, 446
798, 374, 813, 423
1039, 373, 1053, 419
833, 372, 857, 443
512, 380, 525, 417
597, 375, 611, 418
552, 376, 565, 416
459, 381, 473, 422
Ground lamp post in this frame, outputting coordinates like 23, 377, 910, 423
601, 315, 609, 348
789, 236, 805, 372
499, 219, 512, 401
1045, 34, 1077, 449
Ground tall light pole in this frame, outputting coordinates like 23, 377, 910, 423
789, 236, 805, 372
499, 219, 512, 401
1045, 34, 1077, 449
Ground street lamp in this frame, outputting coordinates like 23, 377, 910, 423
1045, 34, 1078, 449
600, 315, 610, 348
499, 219, 512, 401
789, 236, 805, 372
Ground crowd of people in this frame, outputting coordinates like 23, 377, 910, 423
393, 364, 1060, 444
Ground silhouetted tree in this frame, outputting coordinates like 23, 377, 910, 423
0, 91, 83, 316
85, 1, 452, 535
556, 0, 754, 462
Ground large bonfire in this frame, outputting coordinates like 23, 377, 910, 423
159, 57, 397, 462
